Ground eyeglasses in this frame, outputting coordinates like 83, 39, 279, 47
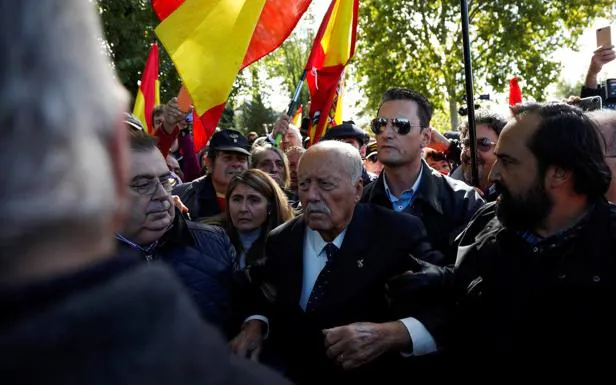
367, 154, 378, 162
462, 137, 496, 152
370, 117, 423, 135
130, 174, 177, 196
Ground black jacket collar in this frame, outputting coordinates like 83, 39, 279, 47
370, 160, 444, 215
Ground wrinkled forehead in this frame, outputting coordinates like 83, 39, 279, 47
262, 149, 283, 161
298, 150, 345, 178
132, 148, 168, 177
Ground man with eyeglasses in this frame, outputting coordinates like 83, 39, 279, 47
453, 110, 507, 200
361, 88, 484, 264
117, 121, 236, 328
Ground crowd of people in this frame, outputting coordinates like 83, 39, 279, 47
3, 1, 616, 384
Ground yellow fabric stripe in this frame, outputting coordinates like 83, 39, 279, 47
132, 89, 149, 133
155, 0, 266, 115
321, 0, 355, 67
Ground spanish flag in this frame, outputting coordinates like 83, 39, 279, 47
291, 105, 303, 127
306, 0, 358, 146
132, 42, 160, 134
153, 0, 311, 136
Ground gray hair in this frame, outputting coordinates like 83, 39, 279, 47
304, 140, 363, 184
589, 109, 616, 156
0, 0, 127, 246
287, 124, 303, 142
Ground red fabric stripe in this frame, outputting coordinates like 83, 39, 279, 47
195, 104, 224, 153
153, 0, 310, 134
241, 0, 311, 69
304, 0, 336, 70
153, 0, 309, 72
349, 0, 359, 58
307, 63, 345, 145
151, 0, 184, 20
140, 43, 159, 134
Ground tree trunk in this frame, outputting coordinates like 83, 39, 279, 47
448, 98, 459, 131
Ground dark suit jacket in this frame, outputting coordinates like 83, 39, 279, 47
361, 161, 484, 264
257, 203, 444, 384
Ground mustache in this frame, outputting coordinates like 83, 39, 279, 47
492, 182, 509, 197
304, 202, 331, 215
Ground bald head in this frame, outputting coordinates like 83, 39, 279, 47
301, 140, 363, 184
298, 140, 363, 241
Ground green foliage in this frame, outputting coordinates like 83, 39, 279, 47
262, 14, 315, 115
98, 0, 181, 105
356, 0, 616, 130
235, 68, 277, 135
552, 78, 585, 100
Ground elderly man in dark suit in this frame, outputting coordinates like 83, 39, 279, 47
231, 141, 445, 384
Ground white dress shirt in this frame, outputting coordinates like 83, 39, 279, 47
247, 226, 437, 356
302, 228, 437, 356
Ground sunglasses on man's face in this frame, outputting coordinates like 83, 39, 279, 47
462, 137, 496, 152
370, 117, 422, 136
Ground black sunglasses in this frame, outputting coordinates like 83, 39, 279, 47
370, 117, 422, 136
462, 137, 496, 152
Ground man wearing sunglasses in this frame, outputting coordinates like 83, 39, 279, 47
361, 88, 484, 264
454, 110, 507, 200
117, 122, 236, 329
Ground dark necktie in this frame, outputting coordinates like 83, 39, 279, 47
306, 243, 338, 312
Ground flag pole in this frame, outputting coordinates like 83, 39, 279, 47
460, 0, 479, 187
275, 70, 307, 145
287, 70, 307, 116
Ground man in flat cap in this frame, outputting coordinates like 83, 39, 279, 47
322, 121, 376, 185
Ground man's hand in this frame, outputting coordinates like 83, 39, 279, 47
586, 45, 616, 89
323, 321, 409, 370
162, 97, 186, 134
271, 114, 291, 140
590, 45, 616, 75
428, 128, 450, 153
229, 320, 264, 361
387, 257, 450, 301
171, 195, 189, 214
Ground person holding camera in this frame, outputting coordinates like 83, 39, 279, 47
581, 45, 616, 98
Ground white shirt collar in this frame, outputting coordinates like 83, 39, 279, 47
306, 226, 347, 257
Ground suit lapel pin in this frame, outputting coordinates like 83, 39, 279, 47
357, 259, 364, 268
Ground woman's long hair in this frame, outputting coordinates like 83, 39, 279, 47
225, 169, 294, 267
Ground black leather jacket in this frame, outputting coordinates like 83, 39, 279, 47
361, 161, 484, 264
452, 199, 616, 372
173, 175, 222, 222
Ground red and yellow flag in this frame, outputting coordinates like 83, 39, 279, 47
132, 42, 160, 134
291, 104, 303, 127
306, 0, 359, 146
153, 0, 311, 147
